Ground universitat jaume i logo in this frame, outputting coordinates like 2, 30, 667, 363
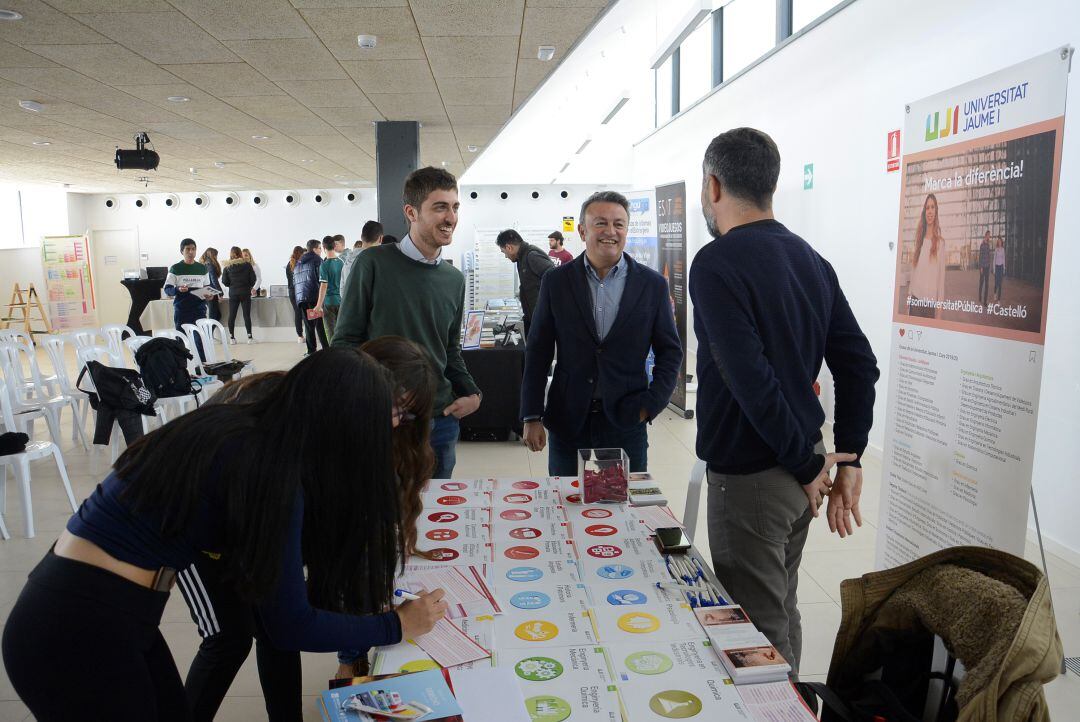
924, 81, 1030, 142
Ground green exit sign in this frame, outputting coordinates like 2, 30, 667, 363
803, 163, 814, 190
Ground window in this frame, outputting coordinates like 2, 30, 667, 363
794, 0, 842, 33
678, 15, 713, 112
723, 0, 776, 80
656, 55, 675, 125
0, 187, 24, 249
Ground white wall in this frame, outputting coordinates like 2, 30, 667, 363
619, 0, 1080, 557
0, 186, 77, 313
79, 189, 379, 292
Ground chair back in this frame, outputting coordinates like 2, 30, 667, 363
0, 341, 33, 395
74, 345, 124, 394
71, 328, 105, 351
124, 336, 151, 358
41, 336, 76, 394
195, 318, 234, 362
181, 323, 216, 364
0, 329, 35, 348
0, 375, 19, 432
101, 324, 136, 360
0, 342, 52, 403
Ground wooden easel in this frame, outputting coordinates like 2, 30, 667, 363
1, 283, 52, 337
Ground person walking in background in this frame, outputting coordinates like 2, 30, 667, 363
977, 230, 992, 307
520, 191, 682, 475
547, 231, 573, 267
285, 246, 305, 344
907, 193, 947, 319
164, 238, 210, 361
242, 248, 262, 297
496, 229, 554, 338
221, 246, 257, 345
314, 235, 345, 342
994, 237, 1006, 301
294, 239, 328, 354
340, 221, 382, 297
691, 128, 879, 700
201, 247, 222, 322
333, 167, 481, 479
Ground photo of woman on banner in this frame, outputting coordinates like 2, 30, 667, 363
906, 193, 946, 319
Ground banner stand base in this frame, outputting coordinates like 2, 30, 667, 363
667, 403, 693, 420
1030, 487, 1067, 676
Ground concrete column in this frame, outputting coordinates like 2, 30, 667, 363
375, 121, 420, 240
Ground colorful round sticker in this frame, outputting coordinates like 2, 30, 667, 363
503, 493, 533, 504
515, 656, 564, 682
587, 544, 623, 559
428, 548, 459, 562
585, 524, 618, 536
513, 481, 540, 490
504, 546, 540, 560
425, 529, 458, 541
436, 495, 467, 506
510, 591, 551, 610
500, 509, 532, 521
565, 493, 582, 504
505, 566, 543, 583
625, 651, 674, 675
581, 508, 613, 519
525, 695, 572, 722
618, 611, 661, 634
648, 690, 703, 718
514, 620, 559, 642
596, 564, 634, 580
607, 589, 647, 605
427, 511, 458, 523
399, 659, 441, 673
440, 482, 467, 491
509, 527, 543, 540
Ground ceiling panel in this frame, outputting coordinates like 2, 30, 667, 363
409, 0, 525, 37
163, 63, 286, 97
341, 59, 437, 95
0, 0, 610, 190
226, 38, 347, 81
71, 12, 240, 64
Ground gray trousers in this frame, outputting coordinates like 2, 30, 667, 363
706, 444, 824, 678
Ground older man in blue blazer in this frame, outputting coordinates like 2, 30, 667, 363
521, 190, 683, 475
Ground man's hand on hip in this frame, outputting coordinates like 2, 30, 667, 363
801, 452, 856, 518
443, 394, 481, 419
826, 464, 863, 538
523, 421, 546, 452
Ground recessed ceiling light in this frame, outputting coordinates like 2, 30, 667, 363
213, 161, 225, 169
251, 135, 270, 140
538, 46, 555, 61
32, 141, 51, 146
300, 159, 315, 164
0, 10, 23, 21
467, 145, 478, 153
166, 95, 190, 103
18, 100, 43, 112
357, 34, 377, 49
441, 161, 447, 167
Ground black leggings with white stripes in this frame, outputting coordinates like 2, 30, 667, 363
178, 554, 303, 722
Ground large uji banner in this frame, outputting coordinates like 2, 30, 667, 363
876, 49, 1069, 569
655, 182, 689, 415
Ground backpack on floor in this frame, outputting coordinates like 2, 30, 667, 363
134, 337, 201, 400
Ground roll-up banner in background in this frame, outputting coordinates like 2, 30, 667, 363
655, 181, 691, 419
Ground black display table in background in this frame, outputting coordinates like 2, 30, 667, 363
460, 344, 526, 441
120, 278, 165, 335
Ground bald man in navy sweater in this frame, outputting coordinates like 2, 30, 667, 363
690, 128, 879, 690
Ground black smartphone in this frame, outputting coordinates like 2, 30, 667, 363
654, 526, 691, 554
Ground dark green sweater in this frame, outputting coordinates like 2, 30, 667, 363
332, 243, 480, 412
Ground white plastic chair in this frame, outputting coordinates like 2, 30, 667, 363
148, 331, 221, 405
42, 335, 91, 440
75, 345, 135, 463
181, 323, 215, 364
101, 324, 136, 364
0, 375, 78, 538
70, 327, 106, 351
0, 342, 88, 451
195, 319, 257, 377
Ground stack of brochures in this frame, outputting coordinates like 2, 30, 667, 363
693, 605, 791, 683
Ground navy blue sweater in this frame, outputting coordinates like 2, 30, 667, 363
689, 219, 879, 484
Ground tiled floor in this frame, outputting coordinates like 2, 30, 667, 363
0, 342, 1077, 721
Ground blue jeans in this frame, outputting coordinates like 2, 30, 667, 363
547, 413, 649, 476
430, 415, 460, 479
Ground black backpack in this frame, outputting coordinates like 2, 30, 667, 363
134, 337, 201, 399
76, 360, 157, 416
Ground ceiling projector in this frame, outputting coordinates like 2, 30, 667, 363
115, 131, 159, 172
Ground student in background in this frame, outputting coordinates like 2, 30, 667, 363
314, 235, 345, 342
1, 350, 448, 721
340, 221, 383, 297
242, 248, 262, 297
547, 231, 573, 267
285, 246, 305, 344
495, 229, 554, 338
201, 248, 223, 322
221, 246, 257, 345
163, 237, 209, 360
294, 239, 328, 354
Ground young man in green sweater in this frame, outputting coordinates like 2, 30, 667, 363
333, 167, 481, 478
163, 237, 212, 360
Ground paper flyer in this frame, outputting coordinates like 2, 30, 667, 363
407, 540, 493, 568
495, 538, 578, 563
606, 640, 750, 722
415, 516, 490, 544
413, 617, 491, 668
577, 554, 669, 589
500, 582, 590, 614
397, 566, 501, 618
371, 617, 494, 675
577, 536, 665, 581
490, 478, 560, 491
585, 578, 683, 610
446, 667, 531, 722
630, 505, 685, 531
320, 669, 464, 722
495, 607, 598, 649
493, 504, 568, 526
592, 601, 705, 644
491, 558, 583, 597
567, 505, 647, 539
492, 488, 562, 507
737, 681, 817, 722
490, 515, 570, 544
420, 490, 492, 509
426, 479, 495, 493
496, 645, 621, 722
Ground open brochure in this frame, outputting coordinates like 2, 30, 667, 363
319, 669, 463, 722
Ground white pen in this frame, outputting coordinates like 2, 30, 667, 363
394, 588, 421, 600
